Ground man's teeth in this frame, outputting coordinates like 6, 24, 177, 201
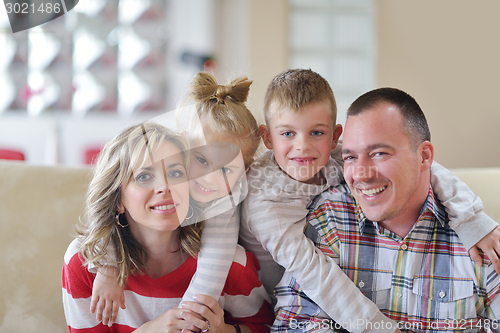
152, 204, 175, 211
361, 186, 387, 197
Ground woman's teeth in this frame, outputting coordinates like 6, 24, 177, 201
361, 186, 387, 197
152, 204, 175, 211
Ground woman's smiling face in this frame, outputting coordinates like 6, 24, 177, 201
121, 140, 190, 234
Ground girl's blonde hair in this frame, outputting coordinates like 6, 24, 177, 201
183, 72, 260, 168
77, 123, 203, 286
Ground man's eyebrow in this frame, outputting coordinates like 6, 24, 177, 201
342, 143, 394, 155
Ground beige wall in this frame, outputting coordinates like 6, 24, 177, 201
247, 0, 289, 124
377, 0, 500, 168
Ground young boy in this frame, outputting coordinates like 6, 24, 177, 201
238, 68, 499, 333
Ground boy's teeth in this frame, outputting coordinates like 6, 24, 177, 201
153, 204, 175, 211
361, 186, 387, 197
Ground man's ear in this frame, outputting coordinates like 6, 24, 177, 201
260, 124, 273, 149
331, 124, 343, 149
419, 141, 434, 172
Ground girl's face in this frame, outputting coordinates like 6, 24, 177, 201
188, 142, 245, 203
121, 141, 190, 235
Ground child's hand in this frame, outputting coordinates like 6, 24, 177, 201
470, 226, 500, 274
90, 266, 126, 326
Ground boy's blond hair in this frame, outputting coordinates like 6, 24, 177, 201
263, 68, 337, 125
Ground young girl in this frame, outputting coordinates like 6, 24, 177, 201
89, 73, 262, 326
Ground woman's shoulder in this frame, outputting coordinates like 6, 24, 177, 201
64, 237, 83, 265
224, 246, 261, 292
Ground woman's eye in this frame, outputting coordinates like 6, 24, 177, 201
167, 170, 185, 179
220, 167, 232, 174
136, 173, 153, 182
196, 156, 209, 166
281, 131, 294, 137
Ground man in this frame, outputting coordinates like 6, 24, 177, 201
272, 88, 500, 333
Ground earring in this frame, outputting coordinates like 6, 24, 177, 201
115, 213, 129, 228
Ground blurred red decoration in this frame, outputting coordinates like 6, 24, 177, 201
0, 149, 25, 161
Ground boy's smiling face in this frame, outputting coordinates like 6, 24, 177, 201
261, 101, 342, 184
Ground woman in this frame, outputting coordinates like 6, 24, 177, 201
62, 123, 273, 332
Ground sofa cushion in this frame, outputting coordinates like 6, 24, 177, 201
0, 162, 90, 332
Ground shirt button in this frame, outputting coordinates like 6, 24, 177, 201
358, 281, 365, 288
401, 243, 408, 250
439, 291, 446, 298
396, 291, 403, 298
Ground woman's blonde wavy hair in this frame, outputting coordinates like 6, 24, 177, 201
77, 122, 204, 286
182, 72, 261, 168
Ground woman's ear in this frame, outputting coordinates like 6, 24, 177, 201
117, 204, 125, 214
259, 124, 273, 149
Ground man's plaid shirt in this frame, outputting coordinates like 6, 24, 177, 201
273, 184, 500, 333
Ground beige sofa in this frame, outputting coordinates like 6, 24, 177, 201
0, 161, 499, 332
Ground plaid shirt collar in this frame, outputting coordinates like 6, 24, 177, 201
354, 185, 448, 236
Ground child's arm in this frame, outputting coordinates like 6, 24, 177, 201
90, 266, 125, 326
430, 161, 500, 272
87, 241, 125, 326
180, 206, 240, 303
244, 192, 397, 333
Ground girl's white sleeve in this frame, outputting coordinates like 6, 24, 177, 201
180, 206, 240, 302
430, 161, 497, 250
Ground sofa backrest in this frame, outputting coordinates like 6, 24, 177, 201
0, 161, 90, 332
0, 161, 498, 332
451, 168, 500, 223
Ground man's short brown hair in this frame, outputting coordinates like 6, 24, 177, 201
263, 69, 337, 125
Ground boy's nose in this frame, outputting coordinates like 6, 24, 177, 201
295, 135, 312, 151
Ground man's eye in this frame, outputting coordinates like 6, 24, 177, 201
343, 156, 354, 162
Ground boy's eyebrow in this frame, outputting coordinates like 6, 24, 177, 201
342, 143, 394, 155
274, 123, 331, 129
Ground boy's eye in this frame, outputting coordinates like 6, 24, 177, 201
311, 130, 324, 136
281, 131, 294, 137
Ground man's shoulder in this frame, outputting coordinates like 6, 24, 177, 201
310, 183, 355, 211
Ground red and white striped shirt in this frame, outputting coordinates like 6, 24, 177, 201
63, 239, 273, 333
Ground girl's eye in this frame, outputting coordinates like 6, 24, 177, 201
311, 131, 324, 136
196, 156, 209, 166
220, 167, 232, 174
281, 131, 294, 137
167, 170, 185, 179
136, 172, 153, 183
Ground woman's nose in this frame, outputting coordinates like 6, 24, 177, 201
155, 173, 170, 193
